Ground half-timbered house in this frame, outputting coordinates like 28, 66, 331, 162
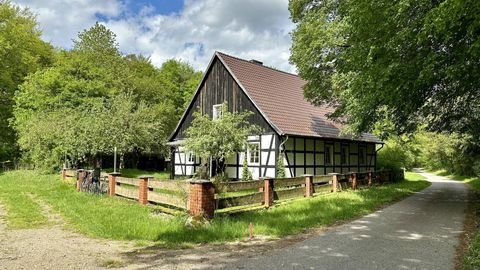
168, 52, 383, 179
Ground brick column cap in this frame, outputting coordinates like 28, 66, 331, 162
348, 172, 357, 174
187, 179, 211, 184
138, 175, 154, 180
77, 169, 85, 172
259, 177, 272, 180
301, 174, 313, 177
328, 173, 340, 175
109, 172, 121, 176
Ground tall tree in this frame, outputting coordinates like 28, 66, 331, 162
0, 1, 53, 161
289, 0, 480, 138
13, 23, 166, 170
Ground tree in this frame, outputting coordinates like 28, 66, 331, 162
157, 59, 203, 122
289, 0, 480, 139
241, 150, 253, 181
13, 23, 169, 170
0, 1, 53, 161
184, 104, 259, 179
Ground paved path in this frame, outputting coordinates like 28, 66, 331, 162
223, 171, 468, 270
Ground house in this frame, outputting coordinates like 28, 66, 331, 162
168, 52, 383, 180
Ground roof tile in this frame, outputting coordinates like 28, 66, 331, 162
217, 52, 382, 143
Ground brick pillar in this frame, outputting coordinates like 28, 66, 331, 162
108, 172, 120, 197
138, 176, 152, 205
303, 174, 313, 197
351, 172, 357, 190
76, 169, 85, 191
329, 173, 339, 192
262, 177, 273, 207
61, 169, 66, 181
368, 171, 372, 187
188, 179, 215, 219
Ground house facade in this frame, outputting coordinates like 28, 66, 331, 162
168, 52, 382, 180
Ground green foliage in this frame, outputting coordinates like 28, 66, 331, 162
184, 104, 260, 177
0, 1, 54, 161
289, 0, 480, 139
241, 151, 253, 181
12, 22, 200, 171
415, 132, 479, 176
276, 152, 286, 178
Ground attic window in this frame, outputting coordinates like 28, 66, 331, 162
212, 104, 223, 120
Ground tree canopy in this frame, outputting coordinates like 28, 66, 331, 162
12, 22, 201, 170
289, 0, 480, 138
184, 104, 260, 178
0, 1, 53, 161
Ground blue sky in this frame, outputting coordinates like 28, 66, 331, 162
12, 0, 295, 72
126, 0, 184, 15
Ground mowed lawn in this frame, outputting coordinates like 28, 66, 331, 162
0, 170, 429, 246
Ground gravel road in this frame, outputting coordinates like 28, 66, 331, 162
222, 171, 468, 270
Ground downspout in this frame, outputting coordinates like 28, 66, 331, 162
279, 135, 292, 177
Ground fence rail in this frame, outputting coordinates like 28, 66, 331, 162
64, 169, 404, 219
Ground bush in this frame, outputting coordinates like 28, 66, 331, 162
377, 136, 415, 171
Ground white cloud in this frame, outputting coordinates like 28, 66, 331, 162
12, 0, 296, 73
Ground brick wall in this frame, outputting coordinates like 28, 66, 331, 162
188, 180, 215, 219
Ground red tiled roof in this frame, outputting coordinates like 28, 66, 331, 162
217, 52, 382, 143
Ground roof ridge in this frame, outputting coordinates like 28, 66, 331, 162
215, 51, 300, 78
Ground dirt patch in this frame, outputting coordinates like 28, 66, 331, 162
455, 189, 480, 270
0, 199, 130, 270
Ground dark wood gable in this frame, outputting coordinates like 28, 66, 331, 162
171, 57, 275, 140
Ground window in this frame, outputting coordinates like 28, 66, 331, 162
187, 152, 195, 163
341, 145, 348, 165
212, 104, 224, 120
248, 143, 260, 164
325, 145, 332, 165
358, 147, 366, 165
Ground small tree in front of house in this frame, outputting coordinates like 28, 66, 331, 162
184, 103, 259, 180
241, 150, 253, 181
276, 152, 286, 178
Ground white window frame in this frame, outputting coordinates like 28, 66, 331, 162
212, 104, 223, 120
187, 152, 195, 164
247, 142, 260, 165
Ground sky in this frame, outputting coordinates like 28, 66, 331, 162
12, 0, 296, 73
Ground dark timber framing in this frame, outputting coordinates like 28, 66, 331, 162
169, 52, 381, 179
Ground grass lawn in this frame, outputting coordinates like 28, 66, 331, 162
0, 170, 429, 247
102, 168, 170, 180
433, 170, 480, 270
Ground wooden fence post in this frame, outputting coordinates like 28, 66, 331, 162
350, 172, 357, 190
187, 179, 215, 219
262, 177, 273, 207
329, 173, 339, 193
303, 174, 313, 197
108, 172, 120, 197
76, 169, 85, 192
138, 175, 152, 205
61, 168, 66, 181
368, 171, 372, 187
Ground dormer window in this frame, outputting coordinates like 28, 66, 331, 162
212, 104, 223, 120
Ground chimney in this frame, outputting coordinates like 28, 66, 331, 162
249, 59, 263, 65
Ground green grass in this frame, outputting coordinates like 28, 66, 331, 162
103, 168, 170, 180
434, 170, 480, 270
0, 170, 429, 246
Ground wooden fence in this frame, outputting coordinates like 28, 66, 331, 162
62, 169, 404, 219
213, 170, 404, 212
62, 170, 188, 210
